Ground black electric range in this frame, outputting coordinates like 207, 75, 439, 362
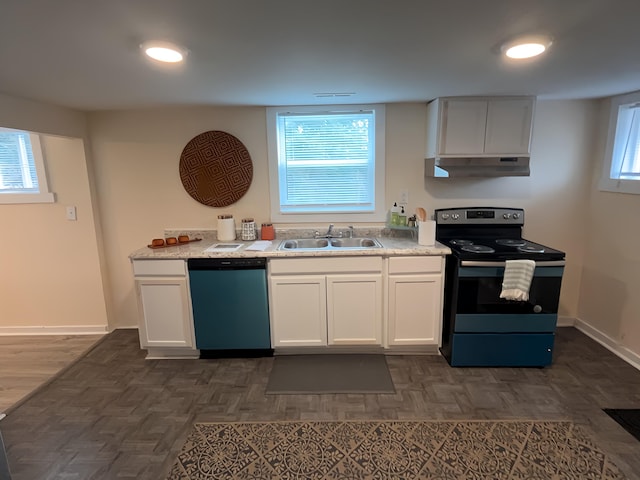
435, 207, 566, 367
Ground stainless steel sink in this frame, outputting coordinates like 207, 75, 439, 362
278, 237, 382, 250
279, 238, 330, 249
330, 238, 382, 248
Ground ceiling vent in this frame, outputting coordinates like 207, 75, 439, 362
313, 92, 355, 98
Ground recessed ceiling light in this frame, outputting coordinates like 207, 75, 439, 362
141, 41, 187, 63
502, 35, 552, 59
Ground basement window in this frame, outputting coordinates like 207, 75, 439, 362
266, 105, 385, 223
600, 91, 640, 195
0, 128, 54, 204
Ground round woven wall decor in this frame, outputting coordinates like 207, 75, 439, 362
179, 130, 253, 207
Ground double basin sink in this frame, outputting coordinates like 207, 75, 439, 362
279, 237, 383, 251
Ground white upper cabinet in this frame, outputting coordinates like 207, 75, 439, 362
426, 96, 535, 158
437, 99, 488, 155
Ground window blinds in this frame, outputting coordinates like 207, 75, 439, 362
0, 130, 39, 192
277, 111, 375, 213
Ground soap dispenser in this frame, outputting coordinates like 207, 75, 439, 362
398, 205, 407, 226
390, 202, 400, 226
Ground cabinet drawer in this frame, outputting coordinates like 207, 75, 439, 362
132, 259, 187, 276
388, 256, 442, 274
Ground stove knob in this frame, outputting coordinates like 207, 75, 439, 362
451, 213, 460, 220
513, 213, 521, 219
441, 213, 450, 220
533, 305, 542, 313
503, 213, 511, 219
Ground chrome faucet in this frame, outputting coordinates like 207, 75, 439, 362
325, 224, 334, 237
314, 224, 343, 238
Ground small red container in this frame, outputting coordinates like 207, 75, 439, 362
261, 223, 275, 240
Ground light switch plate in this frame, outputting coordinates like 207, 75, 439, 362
66, 206, 77, 221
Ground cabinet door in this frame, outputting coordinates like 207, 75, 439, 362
484, 98, 534, 155
388, 274, 442, 346
326, 274, 382, 345
269, 275, 327, 347
439, 99, 488, 155
135, 277, 194, 348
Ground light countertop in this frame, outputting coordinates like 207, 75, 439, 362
129, 234, 450, 260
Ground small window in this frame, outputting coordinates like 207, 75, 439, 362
600, 91, 640, 195
0, 128, 55, 204
266, 105, 385, 222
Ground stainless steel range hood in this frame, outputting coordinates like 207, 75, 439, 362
425, 156, 530, 177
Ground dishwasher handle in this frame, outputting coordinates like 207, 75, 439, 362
188, 257, 266, 270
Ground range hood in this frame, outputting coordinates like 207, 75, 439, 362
425, 156, 530, 178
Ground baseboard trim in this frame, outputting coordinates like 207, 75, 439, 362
573, 319, 640, 372
556, 315, 576, 327
0, 325, 108, 336
145, 347, 200, 360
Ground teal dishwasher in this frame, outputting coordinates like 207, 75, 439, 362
187, 257, 272, 357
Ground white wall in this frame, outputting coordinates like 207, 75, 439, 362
88, 100, 596, 329
385, 100, 596, 318
0, 139, 108, 331
0, 94, 108, 333
87, 107, 270, 328
578, 98, 640, 354
0, 93, 87, 138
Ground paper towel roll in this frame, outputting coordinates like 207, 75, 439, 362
217, 217, 236, 241
418, 220, 436, 246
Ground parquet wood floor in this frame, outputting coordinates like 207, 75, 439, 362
1, 327, 640, 479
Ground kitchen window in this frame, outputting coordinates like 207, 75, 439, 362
266, 105, 385, 222
0, 127, 54, 204
600, 90, 640, 195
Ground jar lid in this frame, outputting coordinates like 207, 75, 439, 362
242, 218, 254, 223
262, 223, 272, 227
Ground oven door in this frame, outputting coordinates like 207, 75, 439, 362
452, 260, 564, 332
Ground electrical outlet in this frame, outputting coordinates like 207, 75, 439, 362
399, 189, 409, 204
66, 206, 77, 221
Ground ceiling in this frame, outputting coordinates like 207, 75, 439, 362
2, 0, 640, 111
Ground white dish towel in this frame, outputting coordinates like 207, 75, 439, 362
500, 259, 536, 301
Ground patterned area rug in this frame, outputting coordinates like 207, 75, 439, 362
167, 420, 625, 479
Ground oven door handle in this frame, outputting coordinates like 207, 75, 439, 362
460, 260, 566, 267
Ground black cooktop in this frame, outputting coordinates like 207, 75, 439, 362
442, 237, 565, 261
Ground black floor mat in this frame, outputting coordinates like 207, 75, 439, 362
603, 409, 640, 442
266, 354, 395, 394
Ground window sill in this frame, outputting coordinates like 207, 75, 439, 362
599, 178, 640, 195
0, 192, 55, 204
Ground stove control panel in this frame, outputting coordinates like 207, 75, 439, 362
436, 207, 524, 225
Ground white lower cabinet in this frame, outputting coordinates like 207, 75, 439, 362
327, 274, 382, 345
269, 275, 327, 347
132, 259, 197, 357
387, 256, 444, 347
269, 257, 383, 348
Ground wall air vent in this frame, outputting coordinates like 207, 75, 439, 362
313, 92, 355, 98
